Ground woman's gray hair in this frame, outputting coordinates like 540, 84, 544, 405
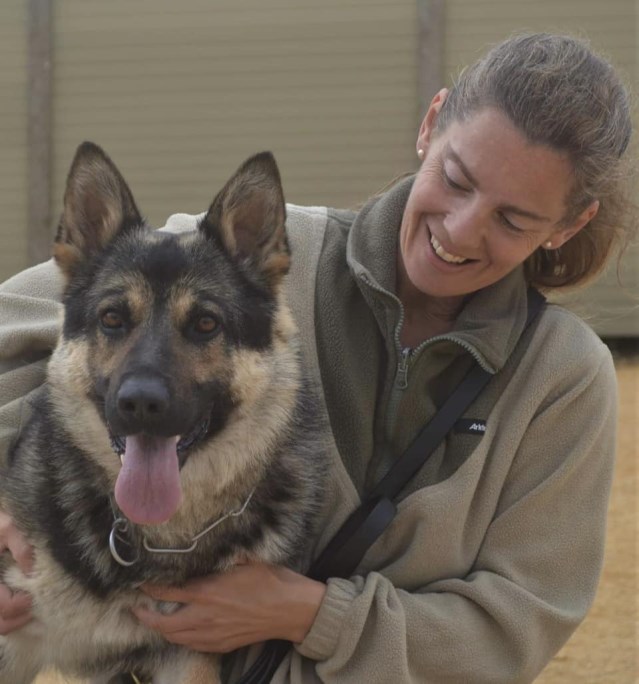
436, 32, 635, 289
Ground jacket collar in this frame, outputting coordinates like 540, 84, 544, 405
346, 175, 531, 373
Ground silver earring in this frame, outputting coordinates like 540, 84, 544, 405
544, 241, 553, 249
417, 148, 425, 161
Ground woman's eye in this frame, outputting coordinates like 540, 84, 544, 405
498, 213, 524, 233
194, 315, 218, 335
100, 311, 124, 330
445, 174, 465, 191
441, 164, 469, 192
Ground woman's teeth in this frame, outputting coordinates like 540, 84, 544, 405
430, 234, 468, 264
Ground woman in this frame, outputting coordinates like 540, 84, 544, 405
0, 33, 634, 683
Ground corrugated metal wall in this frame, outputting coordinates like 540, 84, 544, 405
51, 0, 418, 231
0, 2, 29, 282
443, 0, 636, 76
1, 0, 419, 281
1, 1, 637, 333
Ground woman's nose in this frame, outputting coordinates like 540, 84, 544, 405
443, 200, 486, 250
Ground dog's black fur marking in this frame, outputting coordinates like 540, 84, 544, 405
63, 228, 278, 353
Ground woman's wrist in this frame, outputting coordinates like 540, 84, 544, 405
271, 566, 327, 643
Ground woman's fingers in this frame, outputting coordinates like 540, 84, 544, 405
0, 510, 33, 575
7, 534, 34, 576
0, 511, 35, 633
0, 584, 32, 635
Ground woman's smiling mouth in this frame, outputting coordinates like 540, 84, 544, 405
429, 233, 470, 265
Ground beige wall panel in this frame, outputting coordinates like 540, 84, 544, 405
4, 1, 637, 334
50, 0, 419, 236
442, 0, 638, 335
0, 2, 29, 282
443, 1, 635, 112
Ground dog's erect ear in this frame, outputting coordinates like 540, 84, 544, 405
54, 142, 143, 276
200, 152, 289, 286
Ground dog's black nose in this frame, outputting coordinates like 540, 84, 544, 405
116, 376, 170, 429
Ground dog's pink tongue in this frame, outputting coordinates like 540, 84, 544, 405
114, 434, 182, 526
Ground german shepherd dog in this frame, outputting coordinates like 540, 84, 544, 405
0, 144, 325, 683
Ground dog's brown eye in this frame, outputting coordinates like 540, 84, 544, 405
195, 316, 217, 334
101, 311, 124, 329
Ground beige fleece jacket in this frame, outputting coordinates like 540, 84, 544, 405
0, 193, 617, 684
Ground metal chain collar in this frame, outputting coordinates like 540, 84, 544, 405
108, 487, 256, 567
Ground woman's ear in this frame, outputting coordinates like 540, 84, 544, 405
416, 88, 449, 155
551, 200, 600, 248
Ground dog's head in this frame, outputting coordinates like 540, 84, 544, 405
50, 143, 297, 527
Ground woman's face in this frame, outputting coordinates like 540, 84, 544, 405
398, 101, 598, 303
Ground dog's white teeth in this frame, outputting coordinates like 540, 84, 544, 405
430, 234, 468, 264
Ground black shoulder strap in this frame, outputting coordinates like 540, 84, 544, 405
308, 363, 493, 583
234, 287, 546, 684
311, 287, 545, 582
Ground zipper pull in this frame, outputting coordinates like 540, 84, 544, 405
395, 348, 411, 389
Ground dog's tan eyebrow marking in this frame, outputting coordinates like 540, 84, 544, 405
97, 287, 129, 299
97, 274, 152, 326
169, 287, 226, 327
169, 288, 201, 328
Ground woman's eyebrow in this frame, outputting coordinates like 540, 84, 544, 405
499, 204, 552, 223
443, 143, 553, 223
444, 143, 480, 187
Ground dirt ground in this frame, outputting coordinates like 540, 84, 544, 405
35, 354, 639, 684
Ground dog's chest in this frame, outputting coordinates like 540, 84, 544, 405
5, 554, 166, 670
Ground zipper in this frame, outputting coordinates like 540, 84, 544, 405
358, 270, 494, 364
358, 272, 494, 446
358, 272, 494, 375
395, 347, 411, 389
384, 346, 412, 443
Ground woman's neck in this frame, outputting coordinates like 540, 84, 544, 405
396, 261, 465, 347
399, 297, 463, 347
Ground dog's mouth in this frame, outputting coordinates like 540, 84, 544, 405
109, 418, 210, 462
109, 418, 210, 527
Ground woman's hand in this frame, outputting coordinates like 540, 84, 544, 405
133, 563, 326, 654
0, 510, 34, 635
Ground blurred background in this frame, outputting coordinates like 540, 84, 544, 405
0, 0, 637, 335
0, 2, 637, 683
